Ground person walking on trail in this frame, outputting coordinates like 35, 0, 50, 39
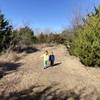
49, 52, 55, 66
41, 50, 49, 69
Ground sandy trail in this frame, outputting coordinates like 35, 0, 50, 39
0, 45, 100, 99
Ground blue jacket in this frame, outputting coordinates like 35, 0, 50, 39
49, 55, 55, 61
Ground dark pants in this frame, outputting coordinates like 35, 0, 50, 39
50, 60, 54, 66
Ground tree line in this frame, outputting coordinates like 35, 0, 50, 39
0, 5, 100, 67
0, 11, 65, 53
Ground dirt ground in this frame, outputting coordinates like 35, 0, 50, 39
0, 45, 100, 100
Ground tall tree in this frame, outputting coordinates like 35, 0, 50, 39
0, 11, 12, 52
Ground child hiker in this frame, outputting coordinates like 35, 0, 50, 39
49, 51, 55, 66
41, 50, 49, 69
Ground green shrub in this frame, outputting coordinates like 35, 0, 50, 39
69, 5, 100, 66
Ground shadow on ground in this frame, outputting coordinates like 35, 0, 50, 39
13, 47, 39, 54
0, 83, 100, 100
53, 62, 62, 67
46, 62, 62, 69
0, 62, 23, 78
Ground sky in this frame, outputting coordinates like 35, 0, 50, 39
0, 0, 100, 33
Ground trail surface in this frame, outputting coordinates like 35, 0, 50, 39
0, 45, 100, 99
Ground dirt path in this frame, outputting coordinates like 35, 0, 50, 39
0, 45, 100, 99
